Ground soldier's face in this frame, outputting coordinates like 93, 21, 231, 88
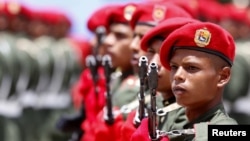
148, 39, 172, 99
129, 25, 152, 73
169, 49, 222, 109
103, 23, 133, 71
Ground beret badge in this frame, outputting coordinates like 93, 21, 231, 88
194, 28, 211, 47
124, 4, 136, 21
152, 5, 166, 22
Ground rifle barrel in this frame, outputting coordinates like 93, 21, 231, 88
102, 54, 114, 125
148, 62, 158, 140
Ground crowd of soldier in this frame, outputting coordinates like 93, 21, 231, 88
0, 1, 92, 141
1, 0, 250, 141
63, 0, 250, 141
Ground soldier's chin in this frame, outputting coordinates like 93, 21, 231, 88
156, 86, 165, 93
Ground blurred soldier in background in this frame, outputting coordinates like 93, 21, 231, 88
0, 1, 87, 141
0, 0, 249, 141
0, 2, 34, 141
56, 3, 112, 141
80, 3, 137, 141
197, 0, 250, 124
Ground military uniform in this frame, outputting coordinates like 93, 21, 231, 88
225, 40, 250, 124
112, 74, 140, 108
158, 97, 187, 132
80, 2, 139, 141
169, 103, 237, 141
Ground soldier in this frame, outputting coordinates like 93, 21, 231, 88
120, 17, 201, 141
79, 2, 139, 141
222, 5, 250, 124
131, 21, 238, 141
0, 2, 34, 141
68, 3, 114, 112
200, 3, 250, 124
57, 4, 122, 141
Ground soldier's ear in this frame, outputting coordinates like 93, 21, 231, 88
217, 66, 231, 88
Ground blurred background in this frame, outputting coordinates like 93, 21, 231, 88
21, 0, 142, 39
0, 0, 249, 141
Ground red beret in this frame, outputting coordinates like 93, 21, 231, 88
224, 4, 250, 26
197, 0, 228, 22
130, 1, 192, 29
29, 10, 50, 23
159, 22, 236, 70
0, 2, 7, 15
106, 3, 137, 25
5, 2, 32, 20
52, 12, 71, 27
140, 17, 200, 52
163, 0, 199, 18
87, 4, 119, 32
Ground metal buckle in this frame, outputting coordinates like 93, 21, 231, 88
156, 129, 195, 137
120, 105, 132, 114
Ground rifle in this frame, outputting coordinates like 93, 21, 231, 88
66, 26, 106, 141
85, 55, 99, 96
94, 26, 106, 65
102, 54, 114, 125
86, 26, 107, 96
147, 62, 159, 141
134, 56, 148, 127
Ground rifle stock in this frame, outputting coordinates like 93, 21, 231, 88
102, 54, 114, 125
148, 62, 158, 141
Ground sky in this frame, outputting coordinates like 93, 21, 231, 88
16, 0, 142, 39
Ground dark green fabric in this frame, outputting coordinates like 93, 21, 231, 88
224, 54, 250, 102
112, 75, 140, 108
15, 37, 40, 91
0, 34, 19, 97
15, 49, 34, 93
170, 102, 237, 141
159, 107, 188, 132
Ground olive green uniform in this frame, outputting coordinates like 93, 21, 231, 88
169, 102, 237, 141
224, 40, 250, 124
112, 75, 140, 108
158, 97, 188, 132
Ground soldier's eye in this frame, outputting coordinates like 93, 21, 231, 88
170, 64, 177, 71
115, 33, 127, 40
147, 48, 155, 54
133, 33, 137, 38
186, 66, 199, 72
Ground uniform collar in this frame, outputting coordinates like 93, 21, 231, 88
162, 96, 176, 107
184, 102, 225, 129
